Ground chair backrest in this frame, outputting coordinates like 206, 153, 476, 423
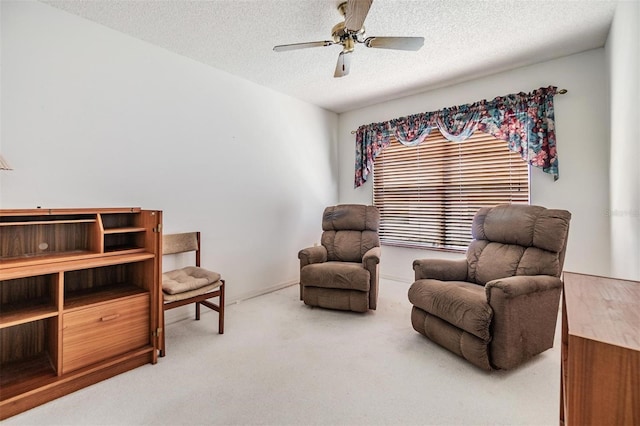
163, 232, 201, 267
466, 204, 571, 285
321, 204, 380, 262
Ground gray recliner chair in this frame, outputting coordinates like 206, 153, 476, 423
408, 204, 571, 370
298, 204, 381, 313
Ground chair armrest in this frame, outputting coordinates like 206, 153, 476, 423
485, 275, 562, 303
298, 246, 327, 268
412, 258, 467, 281
362, 247, 381, 269
485, 275, 563, 370
362, 247, 381, 310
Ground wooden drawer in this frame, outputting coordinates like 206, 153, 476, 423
62, 294, 150, 374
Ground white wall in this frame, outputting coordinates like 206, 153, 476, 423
606, 0, 640, 281
338, 49, 612, 282
0, 1, 339, 302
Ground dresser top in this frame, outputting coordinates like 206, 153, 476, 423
563, 272, 640, 351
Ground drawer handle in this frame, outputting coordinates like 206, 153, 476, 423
101, 314, 120, 322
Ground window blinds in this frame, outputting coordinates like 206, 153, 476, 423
373, 130, 529, 251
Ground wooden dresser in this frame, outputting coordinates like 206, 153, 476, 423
0, 208, 162, 420
560, 272, 639, 425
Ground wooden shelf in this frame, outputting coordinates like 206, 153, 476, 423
0, 302, 58, 329
0, 346, 153, 417
0, 219, 96, 227
101, 247, 146, 255
103, 227, 146, 234
0, 252, 155, 280
64, 284, 147, 311
0, 207, 162, 420
0, 353, 57, 400
0, 250, 96, 270
0, 207, 141, 216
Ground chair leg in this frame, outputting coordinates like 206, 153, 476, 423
159, 306, 166, 357
161, 280, 225, 357
219, 280, 225, 334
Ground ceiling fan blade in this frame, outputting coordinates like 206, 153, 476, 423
334, 51, 352, 78
273, 40, 334, 52
345, 0, 373, 32
364, 36, 425, 51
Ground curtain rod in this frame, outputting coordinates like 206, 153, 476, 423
350, 88, 568, 134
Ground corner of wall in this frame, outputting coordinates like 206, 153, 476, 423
605, 0, 640, 280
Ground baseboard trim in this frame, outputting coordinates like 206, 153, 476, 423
228, 280, 298, 304
163, 280, 299, 325
165, 276, 415, 325
381, 274, 412, 284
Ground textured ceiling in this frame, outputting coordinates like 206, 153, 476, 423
40, 0, 617, 113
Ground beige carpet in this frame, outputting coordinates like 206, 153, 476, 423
4, 279, 561, 425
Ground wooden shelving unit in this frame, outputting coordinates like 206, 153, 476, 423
0, 207, 162, 420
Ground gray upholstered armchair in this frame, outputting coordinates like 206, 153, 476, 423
408, 204, 571, 370
298, 204, 381, 313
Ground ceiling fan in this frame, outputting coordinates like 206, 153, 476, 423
273, 0, 424, 78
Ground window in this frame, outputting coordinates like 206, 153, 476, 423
373, 130, 529, 251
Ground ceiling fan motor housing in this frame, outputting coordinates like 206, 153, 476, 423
332, 21, 363, 52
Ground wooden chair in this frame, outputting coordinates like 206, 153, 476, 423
160, 232, 224, 357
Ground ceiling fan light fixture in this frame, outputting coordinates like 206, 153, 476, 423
343, 38, 355, 53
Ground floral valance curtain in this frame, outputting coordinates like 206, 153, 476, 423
354, 86, 560, 188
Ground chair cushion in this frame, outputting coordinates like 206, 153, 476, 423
163, 281, 222, 302
302, 287, 369, 313
467, 241, 525, 285
411, 307, 491, 370
162, 266, 221, 295
300, 261, 370, 292
467, 204, 572, 284
321, 205, 380, 262
408, 279, 493, 342
472, 204, 571, 252
322, 230, 380, 262
322, 204, 379, 232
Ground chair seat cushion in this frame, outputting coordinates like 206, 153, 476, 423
163, 281, 222, 302
408, 279, 493, 342
301, 261, 370, 292
162, 266, 221, 295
